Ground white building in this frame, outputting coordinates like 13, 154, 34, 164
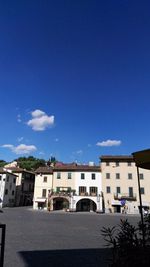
0, 168, 17, 208
33, 163, 103, 212
72, 165, 102, 212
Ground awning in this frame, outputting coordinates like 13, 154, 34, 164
111, 200, 121, 206
132, 149, 150, 170
137, 202, 150, 207
35, 198, 46, 203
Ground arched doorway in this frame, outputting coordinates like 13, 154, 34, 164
76, 198, 97, 212
53, 197, 69, 210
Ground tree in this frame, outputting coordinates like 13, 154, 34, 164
16, 156, 46, 170
0, 160, 7, 167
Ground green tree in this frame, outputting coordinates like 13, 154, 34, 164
16, 156, 46, 170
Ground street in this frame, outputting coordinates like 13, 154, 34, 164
0, 207, 140, 267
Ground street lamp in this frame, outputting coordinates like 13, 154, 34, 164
132, 148, 150, 246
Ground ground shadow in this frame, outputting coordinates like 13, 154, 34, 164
19, 248, 111, 267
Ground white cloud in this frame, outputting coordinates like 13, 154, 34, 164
76, 150, 83, 154
17, 114, 21, 123
96, 139, 122, 147
17, 137, 24, 142
31, 109, 45, 118
2, 144, 14, 149
2, 144, 37, 155
27, 109, 54, 131
39, 151, 45, 155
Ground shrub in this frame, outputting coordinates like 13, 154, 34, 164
101, 215, 150, 266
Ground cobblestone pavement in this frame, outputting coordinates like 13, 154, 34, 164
0, 207, 140, 267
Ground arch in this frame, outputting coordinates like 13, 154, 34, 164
76, 198, 97, 212
53, 197, 69, 211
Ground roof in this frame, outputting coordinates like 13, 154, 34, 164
35, 166, 53, 174
35, 164, 101, 173
100, 155, 134, 162
53, 164, 101, 172
0, 167, 18, 176
4, 167, 35, 175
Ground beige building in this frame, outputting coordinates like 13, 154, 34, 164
33, 163, 103, 212
100, 155, 150, 214
5, 167, 35, 206
33, 166, 53, 210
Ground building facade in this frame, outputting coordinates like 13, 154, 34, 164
33, 166, 53, 210
100, 155, 150, 214
33, 163, 103, 212
0, 168, 17, 207
5, 167, 35, 206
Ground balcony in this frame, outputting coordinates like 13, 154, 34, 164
79, 192, 97, 197
50, 192, 72, 197
114, 193, 137, 201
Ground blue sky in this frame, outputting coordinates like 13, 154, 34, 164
0, 0, 150, 164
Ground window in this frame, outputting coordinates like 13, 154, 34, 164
81, 173, 85, 180
106, 173, 110, 179
128, 173, 132, 179
90, 187, 97, 195
129, 187, 133, 197
106, 186, 111, 193
140, 187, 145, 194
140, 173, 144, 180
57, 172, 61, 179
7, 176, 9, 182
91, 173, 95, 180
13, 178, 16, 183
29, 184, 32, 192
12, 190, 15, 196
43, 176, 47, 182
68, 173, 72, 179
106, 162, 110, 166
116, 162, 119, 167
56, 187, 60, 193
116, 187, 121, 194
79, 186, 86, 195
42, 189, 46, 197
5, 189, 8, 195
0, 175, 1, 180
127, 162, 132, 166
116, 173, 120, 179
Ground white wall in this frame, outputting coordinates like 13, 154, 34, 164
0, 172, 16, 207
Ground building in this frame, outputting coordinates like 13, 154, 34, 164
100, 155, 150, 214
5, 167, 35, 206
0, 167, 17, 207
33, 162, 103, 212
33, 166, 53, 210
73, 164, 102, 212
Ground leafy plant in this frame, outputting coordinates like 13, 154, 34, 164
101, 216, 150, 266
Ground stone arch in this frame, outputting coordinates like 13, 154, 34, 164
76, 198, 97, 212
52, 197, 69, 211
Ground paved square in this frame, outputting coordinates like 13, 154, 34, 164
0, 207, 140, 267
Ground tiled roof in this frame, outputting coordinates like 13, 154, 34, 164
4, 167, 35, 174
35, 165, 101, 173
35, 166, 53, 174
0, 167, 18, 176
53, 164, 101, 172
100, 155, 134, 162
